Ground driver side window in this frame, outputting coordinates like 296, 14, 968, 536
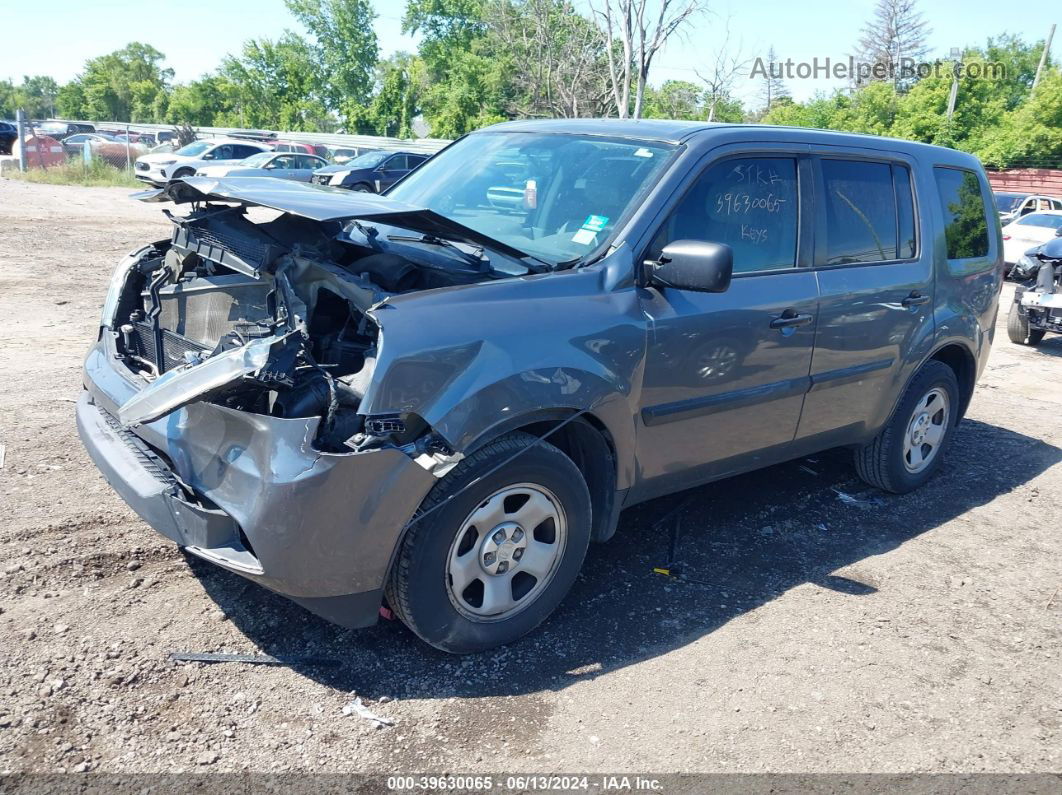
650, 157, 799, 274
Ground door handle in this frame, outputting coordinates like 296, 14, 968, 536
769, 309, 814, 330
901, 292, 931, 308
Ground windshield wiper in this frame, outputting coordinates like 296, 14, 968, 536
386, 233, 490, 271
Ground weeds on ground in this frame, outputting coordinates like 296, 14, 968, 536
3, 159, 141, 188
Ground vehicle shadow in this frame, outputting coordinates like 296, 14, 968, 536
1030, 336, 1062, 358
188, 417, 1060, 700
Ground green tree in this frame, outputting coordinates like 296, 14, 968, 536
642, 80, 704, 120
404, 0, 503, 136
978, 70, 1062, 168
286, 0, 378, 125
72, 43, 173, 121
355, 53, 423, 137
219, 34, 332, 130
0, 75, 60, 118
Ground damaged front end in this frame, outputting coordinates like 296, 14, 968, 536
77, 177, 524, 625
111, 177, 496, 457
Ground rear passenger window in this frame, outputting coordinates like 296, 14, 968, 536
933, 168, 990, 260
651, 156, 799, 274
819, 159, 916, 264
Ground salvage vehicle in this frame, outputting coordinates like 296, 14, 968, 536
1001, 211, 1062, 270
134, 139, 270, 186
1007, 235, 1062, 346
311, 150, 429, 191
77, 121, 1002, 653
196, 151, 328, 182
994, 191, 1062, 225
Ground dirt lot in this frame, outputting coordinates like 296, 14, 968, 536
0, 179, 1059, 776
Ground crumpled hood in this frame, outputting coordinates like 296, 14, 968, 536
132, 176, 533, 262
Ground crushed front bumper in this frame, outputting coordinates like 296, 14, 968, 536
76, 335, 436, 628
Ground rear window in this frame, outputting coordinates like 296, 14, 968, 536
934, 168, 990, 260
819, 159, 916, 264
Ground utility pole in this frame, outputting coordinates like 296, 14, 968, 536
946, 48, 961, 121
15, 109, 26, 172
1033, 24, 1056, 90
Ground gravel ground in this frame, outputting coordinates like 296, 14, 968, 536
0, 179, 1059, 775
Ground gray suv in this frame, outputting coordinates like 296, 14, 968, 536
77, 120, 1002, 653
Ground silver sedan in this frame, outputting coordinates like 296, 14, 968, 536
196, 152, 328, 182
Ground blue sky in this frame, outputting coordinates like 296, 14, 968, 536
0, 0, 1056, 109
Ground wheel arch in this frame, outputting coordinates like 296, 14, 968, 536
927, 341, 977, 420
465, 409, 623, 543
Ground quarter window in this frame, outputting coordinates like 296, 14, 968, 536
650, 157, 799, 274
934, 167, 990, 260
819, 159, 916, 264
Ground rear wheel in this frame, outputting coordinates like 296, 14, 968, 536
855, 360, 959, 494
1007, 302, 1045, 346
385, 432, 592, 653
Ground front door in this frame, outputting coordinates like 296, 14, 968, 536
635, 153, 818, 499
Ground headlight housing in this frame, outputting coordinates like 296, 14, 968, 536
329, 171, 351, 186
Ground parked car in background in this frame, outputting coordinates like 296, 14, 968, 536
0, 121, 17, 155
995, 191, 1062, 225
311, 150, 428, 191
326, 146, 360, 164
78, 120, 1001, 653
134, 139, 270, 186
32, 121, 94, 140
1002, 211, 1062, 269
61, 132, 119, 158
196, 151, 328, 182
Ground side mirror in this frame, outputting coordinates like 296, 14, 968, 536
1055, 227, 1062, 237
646, 240, 734, 293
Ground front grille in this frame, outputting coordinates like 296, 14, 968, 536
127, 322, 209, 372
312, 174, 331, 185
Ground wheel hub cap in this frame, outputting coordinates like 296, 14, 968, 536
445, 483, 568, 622
479, 522, 527, 575
903, 387, 950, 474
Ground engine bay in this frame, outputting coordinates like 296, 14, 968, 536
110, 201, 509, 454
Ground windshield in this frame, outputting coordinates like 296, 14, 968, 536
1016, 213, 1062, 230
995, 193, 1024, 213
387, 132, 675, 263
345, 150, 389, 169
174, 141, 211, 157
241, 152, 274, 166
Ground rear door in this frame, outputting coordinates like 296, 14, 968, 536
634, 148, 819, 498
795, 151, 933, 448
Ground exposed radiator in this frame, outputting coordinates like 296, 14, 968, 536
141, 273, 273, 348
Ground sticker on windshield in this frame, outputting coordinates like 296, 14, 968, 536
634, 147, 654, 158
572, 228, 598, 245
582, 215, 609, 232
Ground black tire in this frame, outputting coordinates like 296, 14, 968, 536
1007, 301, 1045, 346
385, 432, 592, 654
854, 360, 960, 494
351, 182, 374, 193
171, 167, 195, 179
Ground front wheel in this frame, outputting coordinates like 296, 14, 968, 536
385, 432, 592, 653
854, 360, 960, 494
1007, 302, 1045, 346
